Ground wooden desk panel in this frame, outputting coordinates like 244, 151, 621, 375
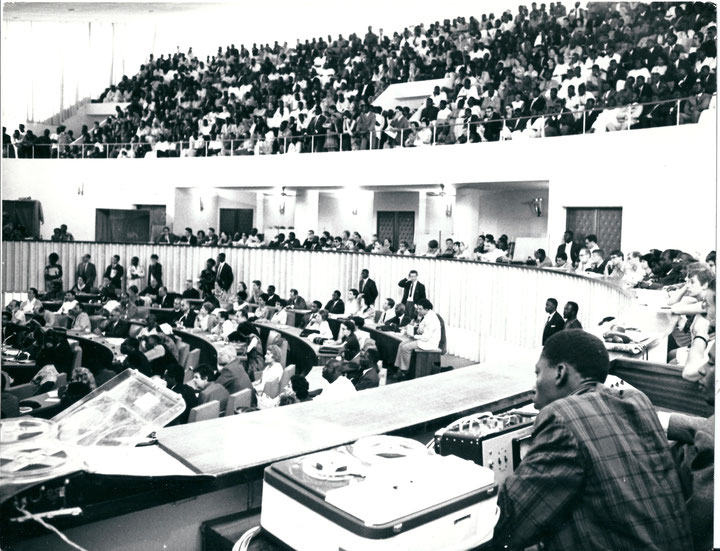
157, 363, 535, 476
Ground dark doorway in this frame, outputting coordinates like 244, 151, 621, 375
135, 205, 167, 243
377, 211, 415, 250
95, 209, 150, 242
220, 208, 254, 238
566, 207, 623, 252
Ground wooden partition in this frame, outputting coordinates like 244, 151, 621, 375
2, 241, 633, 362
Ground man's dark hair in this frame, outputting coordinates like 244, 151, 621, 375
342, 320, 356, 332
290, 375, 309, 400
547, 297, 558, 308
123, 337, 140, 350
193, 363, 215, 380
542, 330, 609, 382
267, 285, 276, 294
418, 299, 433, 310
556, 252, 568, 261
259, 293, 269, 302
253, 280, 262, 287
566, 301, 579, 316
150, 254, 159, 260
586, 234, 597, 243
312, 300, 322, 309
386, 297, 395, 308
593, 249, 605, 258
165, 364, 185, 385
218, 252, 226, 262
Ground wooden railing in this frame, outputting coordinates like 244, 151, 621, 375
2, 241, 633, 362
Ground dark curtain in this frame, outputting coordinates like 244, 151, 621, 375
2, 200, 44, 239
95, 209, 150, 242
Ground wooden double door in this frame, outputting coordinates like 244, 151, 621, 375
565, 207, 622, 252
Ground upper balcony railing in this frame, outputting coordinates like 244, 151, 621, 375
3, 95, 714, 159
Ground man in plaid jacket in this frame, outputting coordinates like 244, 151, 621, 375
492, 330, 692, 551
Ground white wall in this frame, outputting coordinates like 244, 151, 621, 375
477, 188, 550, 242
2, 124, 716, 255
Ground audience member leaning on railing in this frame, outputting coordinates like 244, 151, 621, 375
3, 2, 717, 159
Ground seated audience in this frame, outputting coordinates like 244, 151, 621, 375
164, 363, 198, 425
354, 349, 380, 390
394, 299, 441, 377
193, 363, 230, 412
120, 337, 152, 377
325, 290, 345, 314
253, 344, 284, 397
97, 308, 130, 338
216, 345, 254, 395
318, 359, 356, 401
182, 278, 201, 299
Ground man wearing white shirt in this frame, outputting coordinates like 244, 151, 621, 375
58, 291, 79, 315
21, 288, 41, 315
394, 299, 441, 375
318, 360, 356, 401
379, 298, 395, 324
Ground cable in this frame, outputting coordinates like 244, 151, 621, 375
15, 507, 89, 551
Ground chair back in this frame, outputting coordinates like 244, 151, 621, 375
183, 367, 194, 384
437, 314, 447, 355
135, 306, 151, 319
6, 382, 37, 401
278, 364, 296, 392
374, 310, 383, 323
56, 372, 67, 389
226, 388, 253, 415
177, 342, 190, 368
262, 378, 281, 400
278, 338, 289, 367
188, 401, 220, 423
186, 349, 200, 371
70, 342, 83, 368
265, 306, 279, 320
89, 315, 105, 331
128, 323, 144, 338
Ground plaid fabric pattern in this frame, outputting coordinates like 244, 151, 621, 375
493, 382, 693, 551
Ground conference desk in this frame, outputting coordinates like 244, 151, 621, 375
284, 308, 311, 328
173, 328, 219, 368
252, 319, 337, 375
1, 348, 38, 384
66, 330, 122, 369
327, 316, 408, 367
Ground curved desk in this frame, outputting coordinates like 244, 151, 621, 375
252, 320, 336, 375
173, 329, 219, 368
327, 317, 408, 367
65, 331, 119, 370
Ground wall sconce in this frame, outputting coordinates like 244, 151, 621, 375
279, 186, 287, 215
352, 208, 358, 216
531, 197, 543, 217
436, 184, 453, 217
199, 197, 204, 211
77, 183, 84, 196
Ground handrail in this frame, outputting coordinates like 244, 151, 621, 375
2, 94, 714, 159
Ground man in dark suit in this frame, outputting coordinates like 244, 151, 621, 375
563, 301, 583, 330
182, 279, 201, 299
148, 254, 163, 287
155, 226, 176, 245
324, 290, 345, 315
287, 289, 307, 310
358, 269, 378, 306
154, 287, 175, 309
98, 308, 130, 338
265, 285, 284, 307
175, 299, 197, 328
384, 303, 412, 329
397, 270, 426, 319
76, 254, 97, 289
354, 354, 380, 391
542, 298, 565, 345
216, 356, 253, 395
215, 252, 234, 293
556, 231, 581, 265
104, 255, 124, 290
164, 364, 198, 425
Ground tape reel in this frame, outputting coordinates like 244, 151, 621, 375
0, 418, 57, 447
350, 435, 428, 463
0, 442, 70, 483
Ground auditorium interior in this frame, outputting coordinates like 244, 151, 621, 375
0, 1, 718, 550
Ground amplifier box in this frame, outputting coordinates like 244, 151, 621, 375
434, 412, 535, 483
